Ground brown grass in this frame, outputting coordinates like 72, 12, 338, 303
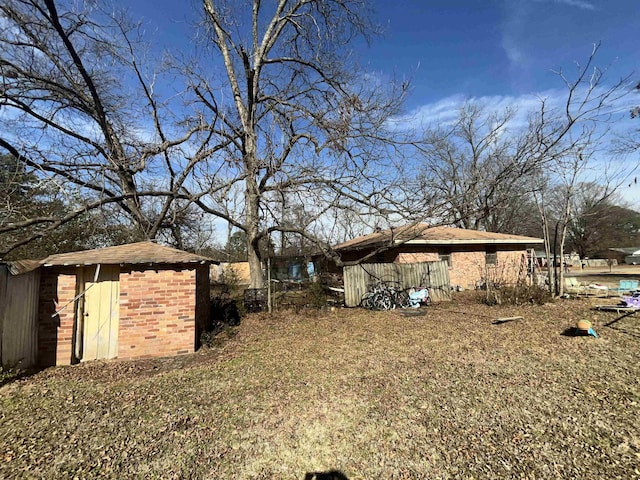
1, 294, 639, 479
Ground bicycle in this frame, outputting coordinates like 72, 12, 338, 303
360, 281, 396, 310
360, 281, 431, 311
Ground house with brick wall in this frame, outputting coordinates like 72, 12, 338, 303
334, 224, 544, 290
8, 242, 216, 367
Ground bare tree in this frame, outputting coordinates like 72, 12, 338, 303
186, 0, 411, 287
528, 45, 631, 295
531, 152, 594, 295
416, 103, 543, 232
0, 0, 208, 256
414, 45, 630, 296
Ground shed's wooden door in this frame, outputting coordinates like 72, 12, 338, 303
82, 266, 119, 361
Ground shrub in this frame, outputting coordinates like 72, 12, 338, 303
210, 297, 241, 326
216, 264, 242, 297
0, 365, 23, 387
304, 281, 327, 309
477, 281, 551, 306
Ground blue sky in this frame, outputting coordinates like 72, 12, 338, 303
129, 0, 640, 205
132, 0, 639, 105
368, 0, 639, 109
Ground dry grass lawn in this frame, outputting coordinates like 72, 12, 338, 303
1, 294, 639, 479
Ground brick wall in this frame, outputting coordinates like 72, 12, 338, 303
340, 244, 529, 291
38, 269, 77, 366
118, 267, 196, 360
495, 250, 527, 282
450, 248, 527, 289
449, 250, 486, 289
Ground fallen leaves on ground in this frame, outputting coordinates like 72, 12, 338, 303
1, 294, 639, 479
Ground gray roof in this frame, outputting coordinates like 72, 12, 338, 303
609, 247, 640, 255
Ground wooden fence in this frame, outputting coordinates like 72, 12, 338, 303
343, 261, 451, 307
0, 265, 40, 369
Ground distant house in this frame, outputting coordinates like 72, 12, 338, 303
601, 247, 640, 265
334, 224, 544, 290
212, 262, 251, 285
533, 251, 581, 268
2, 242, 216, 367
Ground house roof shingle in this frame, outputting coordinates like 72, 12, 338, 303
2, 259, 42, 276
334, 224, 544, 251
40, 241, 216, 267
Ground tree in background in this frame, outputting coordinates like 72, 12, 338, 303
413, 45, 630, 295
0, 0, 209, 257
225, 231, 249, 262
0, 153, 145, 259
630, 79, 640, 137
1, 2, 636, 284
566, 184, 640, 257
189, 0, 411, 287
508, 47, 624, 296
416, 103, 540, 232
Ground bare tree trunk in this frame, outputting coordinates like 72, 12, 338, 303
246, 175, 264, 289
533, 189, 555, 296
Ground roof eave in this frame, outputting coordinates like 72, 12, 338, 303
335, 237, 544, 251
42, 259, 217, 268
403, 239, 544, 245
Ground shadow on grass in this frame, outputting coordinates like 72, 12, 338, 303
602, 311, 640, 339
606, 326, 640, 339
603, 310, 637, 327
560, 327, 596, 337
304, 470, 349, 480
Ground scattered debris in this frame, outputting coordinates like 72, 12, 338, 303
492, 316, 523, 325
595, 304, 637, 313
576, 319, 598, 338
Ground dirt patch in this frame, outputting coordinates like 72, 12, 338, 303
1, 296, 639, 479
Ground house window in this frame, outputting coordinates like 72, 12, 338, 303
439, 248, 452, 267
486, 247, 498, 265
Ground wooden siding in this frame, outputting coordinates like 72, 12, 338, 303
0, 265, 40, 368
343, 261, 451, 307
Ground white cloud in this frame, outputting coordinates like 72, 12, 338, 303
388, 94, 465, 129
500, 1, 532, 69
391, 80, 636, 133
501, 2, 529, 68
532, 0, 596, 10
389, 89, 566, 132
503, 36, 526, 67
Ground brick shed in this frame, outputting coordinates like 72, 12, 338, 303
335, 224, 544, 290
31, 242, 216, 366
